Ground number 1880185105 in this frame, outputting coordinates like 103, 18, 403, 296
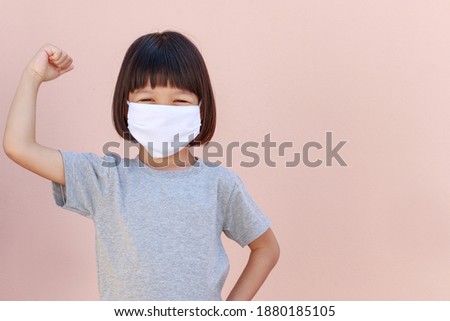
256, 305, 336, 317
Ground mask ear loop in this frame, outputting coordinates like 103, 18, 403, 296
194, 99, 203, 147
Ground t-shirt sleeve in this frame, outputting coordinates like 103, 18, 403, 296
223, 174, 272, 247
51, 150, 113, 219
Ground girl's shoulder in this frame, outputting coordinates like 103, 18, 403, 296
200, 158, 245, 187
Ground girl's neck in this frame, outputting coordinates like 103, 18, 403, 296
138, 146, 197, 171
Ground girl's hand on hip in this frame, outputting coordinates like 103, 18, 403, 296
25, 44, 74, 83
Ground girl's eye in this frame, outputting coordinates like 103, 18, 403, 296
137, 99, 192, 104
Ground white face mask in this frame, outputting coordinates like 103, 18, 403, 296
127, 101, 202, 158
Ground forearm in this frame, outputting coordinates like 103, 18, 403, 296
226, 246, 279, 301
3, 70, 42, 154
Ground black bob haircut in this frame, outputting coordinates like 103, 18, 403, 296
112, 31, 216, 146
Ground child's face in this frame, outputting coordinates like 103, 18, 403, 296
128, 82, 199, 106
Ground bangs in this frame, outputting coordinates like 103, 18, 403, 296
127, 37, 202, 97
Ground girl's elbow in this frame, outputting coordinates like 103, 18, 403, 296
271, 239, 281, 266
261, 236, 281, 267
3, 140, 25, 162
266, 229, 280, 266
3, 138, 18, 160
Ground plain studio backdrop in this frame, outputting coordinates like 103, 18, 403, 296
1, 0, 450, 300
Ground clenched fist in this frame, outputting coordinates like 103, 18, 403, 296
25, 44, 74, 83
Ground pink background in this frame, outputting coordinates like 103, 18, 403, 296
2, 0, 450, 300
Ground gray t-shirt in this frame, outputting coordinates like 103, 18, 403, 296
51, 150, 271, 300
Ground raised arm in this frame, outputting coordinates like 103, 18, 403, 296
3, 44, 74, 185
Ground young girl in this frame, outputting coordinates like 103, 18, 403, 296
3, 31, 280, 301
